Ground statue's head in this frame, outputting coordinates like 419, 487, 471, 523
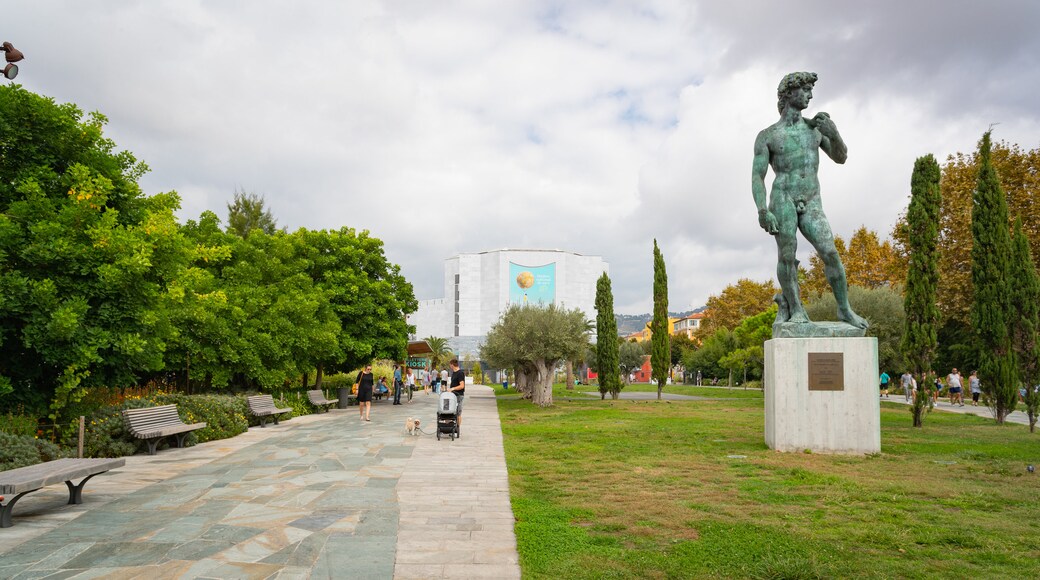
777, 72, 818, 113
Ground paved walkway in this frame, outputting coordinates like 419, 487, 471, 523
0, 385, 519, 579
881, 394, 1033, 426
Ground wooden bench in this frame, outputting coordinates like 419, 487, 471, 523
307, 389, 338, 412
122, 404, 207, 456
0, 457, 125, 528
247, 395, 292, 427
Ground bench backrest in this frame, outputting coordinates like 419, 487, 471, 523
122, 405, 187, 436
307, 390, 328, 404
247, 394, 279, 411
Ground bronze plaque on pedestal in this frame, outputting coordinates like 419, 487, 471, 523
808, 353, 844, 391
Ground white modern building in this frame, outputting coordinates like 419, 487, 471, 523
409, 249, 609, 358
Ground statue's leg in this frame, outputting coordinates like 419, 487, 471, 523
773, 201, 809, 323
800, 205, 868, 328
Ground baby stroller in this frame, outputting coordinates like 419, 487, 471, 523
437, 391, 460, 441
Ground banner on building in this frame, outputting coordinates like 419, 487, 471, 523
509, 262, 556, 305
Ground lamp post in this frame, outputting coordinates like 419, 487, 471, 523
2, 42, 23, 80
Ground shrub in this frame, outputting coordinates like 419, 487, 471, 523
154, 393, 249, 443
83, 403, 139, 458
266, 390, 314, 419
0, 432, 70, 471
0, 409, 39, 437
322, 373, 355, 389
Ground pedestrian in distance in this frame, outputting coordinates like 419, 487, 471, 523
879, 371, 891, 398
932, 372, 943, 405
423, 369, 432, 395
392, 365, 403, 405
901, 371, 914, 402
355, 364, 374, 422
969, 370, 982, 406
946, 368, 964, 406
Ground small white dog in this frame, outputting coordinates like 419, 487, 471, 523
405, 417, 420, 435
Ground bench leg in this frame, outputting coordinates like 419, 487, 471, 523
258, 416, 267, 428
65, 471, 108, 505
272, 414, 280, 425
0, 489, 38, 528
146, 438, 160, 455
174, 433, 188, 448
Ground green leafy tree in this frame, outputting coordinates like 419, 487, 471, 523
696, 279, 778, 340
970, 131, 1018, 424
594, 273, 620, 400
226, 189, 277, 237
299, 227, 417, 377
901, 154, 942, 390
806, 285, 906, 375
1010, 217, 1040, 432
650, 240, 670, 399
0, 86, 187, 418
724, 305, 777, 385
618, 341, 645, 389
683, 329, 737, 384
481, 304, 589, 407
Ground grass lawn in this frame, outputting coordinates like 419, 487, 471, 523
573, 383, 766, 399
497, 395, 1040, 579
490, 383, 764, 400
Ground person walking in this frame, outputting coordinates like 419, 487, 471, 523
440, 368, 449, 393
969, 370, 982, 406
947, 368, 964, 406
445, 359, 466, 431
355, 364, 374, 422
405, 367, 415, 402
392, 365, 403, 405
901, 371, 914, 402
879, 371, 891, 398
932, 372, 943, 405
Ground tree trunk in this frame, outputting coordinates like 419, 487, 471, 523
565, 360, 574, 390
531, 360, 554, 407
315, 364, 324, 388
728, 369, 733, 387
302, 372, 309, 389
657, 379, 663, 400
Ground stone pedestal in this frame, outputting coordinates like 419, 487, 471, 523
764, 337, 880, 454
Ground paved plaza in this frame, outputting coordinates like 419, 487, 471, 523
0, 385, 519, 579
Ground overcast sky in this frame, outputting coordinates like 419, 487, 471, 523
9, 1, 1040, 313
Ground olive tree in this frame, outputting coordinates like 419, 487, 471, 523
481, 304, 590, 407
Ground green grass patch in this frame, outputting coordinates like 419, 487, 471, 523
499, 396, 1040, 579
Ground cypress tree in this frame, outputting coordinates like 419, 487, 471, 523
970, 131, 1018, 423
1010, 216, 1040, 432
595, 273, 620, 400
901, 154, 941, 425
651, 240, 670, 400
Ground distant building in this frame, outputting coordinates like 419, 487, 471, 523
628, 316, 682, 343
672, 313, 705, 339
408, 249, 609, 360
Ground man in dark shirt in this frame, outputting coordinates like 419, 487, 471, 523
446, 358, 466, 429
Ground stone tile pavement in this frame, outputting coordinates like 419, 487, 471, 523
0, 385, 520, 579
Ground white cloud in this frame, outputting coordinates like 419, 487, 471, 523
7, 0, 1040, 315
